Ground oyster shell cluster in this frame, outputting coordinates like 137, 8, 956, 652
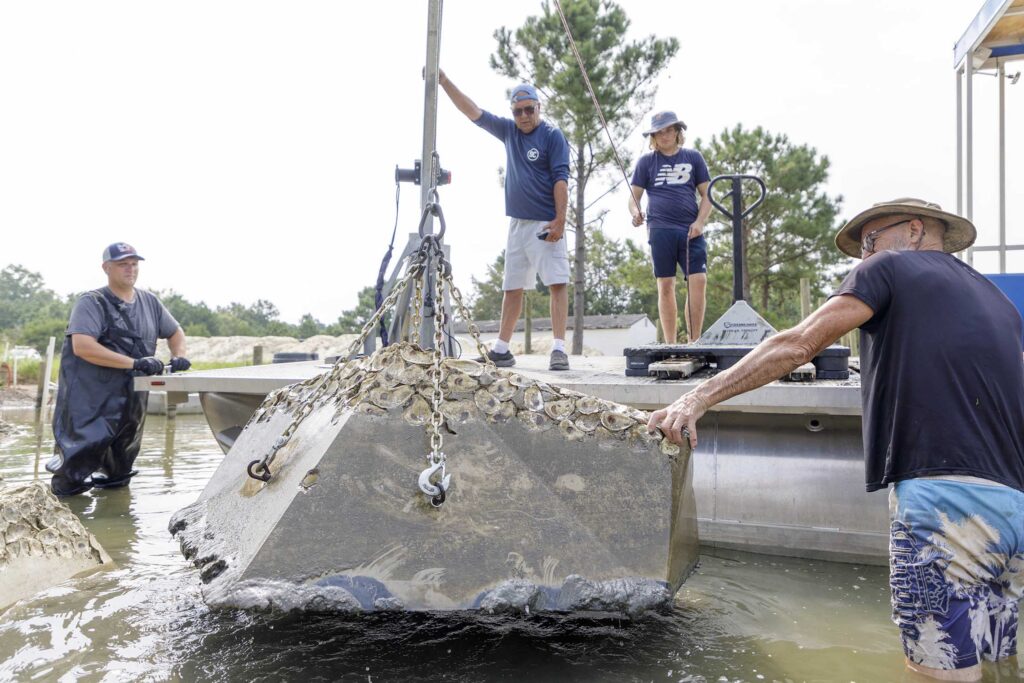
0, 481, 105, 566
246, 342, 681, 457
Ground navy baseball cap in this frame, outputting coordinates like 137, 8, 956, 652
510, 83, 539, 104
102, 242, 145, 262
644, 110, 687, 136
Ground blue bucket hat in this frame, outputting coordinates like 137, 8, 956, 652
510, 83, 539, 104
644, 110, 687, 136
102, 242, 145, 262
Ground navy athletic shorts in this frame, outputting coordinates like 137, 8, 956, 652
648, 229, 707, 280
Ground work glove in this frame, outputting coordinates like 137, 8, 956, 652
169, 357, 191, 373
133, 357, 164, 375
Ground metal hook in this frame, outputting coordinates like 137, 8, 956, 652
418, 460, 451, 498
247, 460, 272, 482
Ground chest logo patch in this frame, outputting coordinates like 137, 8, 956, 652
527, 148, 540, 162
654, 163, 693, 186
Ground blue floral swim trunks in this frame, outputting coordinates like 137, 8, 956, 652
889, 477, 1024, 669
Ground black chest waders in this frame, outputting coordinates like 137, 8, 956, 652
49, 290, 151, 494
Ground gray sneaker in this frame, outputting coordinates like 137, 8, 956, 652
549, 349, 570, 371
476, 349, 515, 367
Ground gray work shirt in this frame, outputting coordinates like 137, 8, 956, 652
67, 287, 179, 356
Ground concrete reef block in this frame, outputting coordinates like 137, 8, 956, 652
170, 342, 698, 615
0, 481, 111, 609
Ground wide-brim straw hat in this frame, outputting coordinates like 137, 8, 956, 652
834, 197, 977, 259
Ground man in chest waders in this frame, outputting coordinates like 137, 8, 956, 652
48, 243, 190, 496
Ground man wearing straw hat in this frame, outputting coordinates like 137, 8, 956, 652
650, 199, 1024, 679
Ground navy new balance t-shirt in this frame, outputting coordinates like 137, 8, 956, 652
630, 149, 710, 230
475, 111, 570, 222
833, 250, 1024, 492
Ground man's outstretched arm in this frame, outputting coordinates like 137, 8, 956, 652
649, 294, 874, 447
438, 70, 482, 122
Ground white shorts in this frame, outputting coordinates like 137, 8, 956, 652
502, 218, 571, 291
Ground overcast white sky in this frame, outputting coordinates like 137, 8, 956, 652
1, 1, 1020, 324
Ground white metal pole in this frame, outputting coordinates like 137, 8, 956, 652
966, 52, 975, 266
998, 60, 1006, 273
418, 0, 444, 351
39, 336, 56, 420
420, 0, 443, 213
956, 66, 963, 219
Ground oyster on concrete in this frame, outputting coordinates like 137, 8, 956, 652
368, 385, 415, 411
473, 389, 502, 416
600, 411, 634, 432
544, 399, 576, 422
403, 395, 432, 426
487, 379, 517, 402
522, 385, 544, 412
0, 482, 111, 610
442, 358, 483, 377
170, 342, 697, 616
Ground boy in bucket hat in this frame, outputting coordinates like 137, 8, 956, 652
438, 70, 572, 371
650, 198, 1024, 679
629, 110, 713, 343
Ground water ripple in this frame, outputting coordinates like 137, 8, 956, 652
0, 412, 935, 681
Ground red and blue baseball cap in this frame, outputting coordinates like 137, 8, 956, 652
510, 83, 539, 104
102, 242, 145, 262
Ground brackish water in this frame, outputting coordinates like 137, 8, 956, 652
0, 408, 1020, 682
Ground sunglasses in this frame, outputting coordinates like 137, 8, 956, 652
861, 219, 911, 255
512, 105, 536, 117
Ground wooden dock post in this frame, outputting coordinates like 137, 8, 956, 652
524, 292, 532, 354
253, 345, 264, 366
799, 278, 811, 320
36, 337, 56, 419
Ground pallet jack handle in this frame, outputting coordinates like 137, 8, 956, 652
707, 174, 767, 304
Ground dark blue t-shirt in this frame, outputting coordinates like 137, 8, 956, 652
630, 149, 710, 230
833, 250, 1024, 492
475, 111, 570, 221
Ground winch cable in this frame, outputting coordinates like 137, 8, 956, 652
372, 181, 403, 347
552, 0, 640, 218
553, 0, 694, 344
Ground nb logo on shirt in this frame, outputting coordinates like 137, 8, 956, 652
654, 163, 693, 186
527, 148, 540, 161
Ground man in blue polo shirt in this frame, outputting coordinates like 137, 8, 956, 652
439, 70, 571, 370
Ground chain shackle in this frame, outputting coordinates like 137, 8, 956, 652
416, 200, 447, 241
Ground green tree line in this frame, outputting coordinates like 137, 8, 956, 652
3, 121, 848, 357
0, 265, 382, 356
2, 121, 848, 357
